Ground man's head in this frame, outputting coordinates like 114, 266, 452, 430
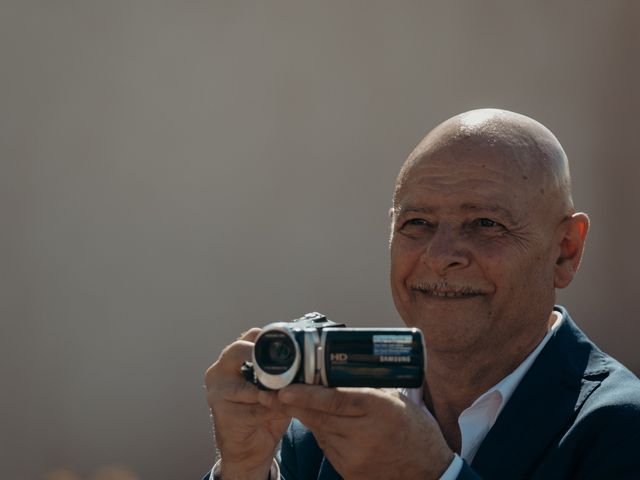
389, 109, 589, 357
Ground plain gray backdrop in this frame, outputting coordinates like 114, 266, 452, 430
1, 1, 639, 478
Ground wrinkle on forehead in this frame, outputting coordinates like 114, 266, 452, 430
394, 109, 574, 216
396, 158, 526, 223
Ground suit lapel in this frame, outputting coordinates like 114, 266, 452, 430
471, 311, 606, 479
317, 457, 342, 480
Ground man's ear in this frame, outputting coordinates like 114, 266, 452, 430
554, 212, 590, 289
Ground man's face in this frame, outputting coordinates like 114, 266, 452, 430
390, 142, 560, 355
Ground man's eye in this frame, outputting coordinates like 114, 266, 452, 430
399, 218, 433, 233
406, 218, 427, 226
474, 218, 501, 228
402, 218, 434, 228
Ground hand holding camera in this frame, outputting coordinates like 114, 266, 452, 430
204, 328, 291, 480
204, 312, 432, 480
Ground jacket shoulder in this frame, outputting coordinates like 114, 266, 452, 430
574, 354, 640, 433
551, 352, 640, 478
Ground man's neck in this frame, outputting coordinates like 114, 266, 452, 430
422, 320, 553, 452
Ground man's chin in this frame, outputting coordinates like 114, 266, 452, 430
421, 322, 485, 355
403, 303, 489, 347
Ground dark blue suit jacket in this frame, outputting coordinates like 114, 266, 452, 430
277, 307, 640, 479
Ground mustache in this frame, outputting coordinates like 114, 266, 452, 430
410, 280, 487, 296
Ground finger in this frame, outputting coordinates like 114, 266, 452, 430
276, 404, 353, 435
207, 327, 262, 381
257, 390, 281, 408
204, 340, 254, 385
238, 327, 262, 342
278, 385, 372, 416
214, 401, 290, 426
210, 377, 261, 404
310, 430, 348, 457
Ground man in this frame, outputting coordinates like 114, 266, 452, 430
204, 109, 640, 479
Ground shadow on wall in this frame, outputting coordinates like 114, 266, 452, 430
44, 466, 139, 480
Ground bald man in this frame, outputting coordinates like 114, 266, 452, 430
204, 109, 640, 479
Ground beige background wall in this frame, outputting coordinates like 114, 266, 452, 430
1, 1, 639, 478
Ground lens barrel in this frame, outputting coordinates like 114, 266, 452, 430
255, 331, 296, 374
252, 323, 302, 390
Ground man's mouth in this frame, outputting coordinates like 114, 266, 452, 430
410, 283, 486, 299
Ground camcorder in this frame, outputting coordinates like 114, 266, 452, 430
241, 312, 426, 390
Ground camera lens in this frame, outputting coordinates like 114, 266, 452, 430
269, 340, 293, 365
255, 331, 297, 374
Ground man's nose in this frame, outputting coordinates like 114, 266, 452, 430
420, 226, 470, 275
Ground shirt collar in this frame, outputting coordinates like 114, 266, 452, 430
471, 310, 564, 418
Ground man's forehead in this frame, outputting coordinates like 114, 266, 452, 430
396, 135, 546, 197
401, 156, 528, 196
393, 153, 533, 222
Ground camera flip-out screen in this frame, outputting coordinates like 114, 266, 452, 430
322, 328, 424, 388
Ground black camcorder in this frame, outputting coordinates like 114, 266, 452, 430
241, 312, 426, 390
